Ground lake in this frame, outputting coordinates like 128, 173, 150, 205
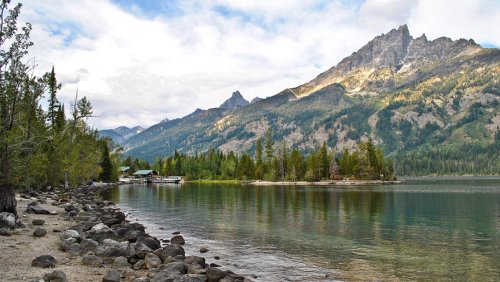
100, 177, 500, 281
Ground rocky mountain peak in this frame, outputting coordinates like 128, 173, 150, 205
220, 91, 249, 109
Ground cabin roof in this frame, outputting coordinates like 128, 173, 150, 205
133, 170, 156, 176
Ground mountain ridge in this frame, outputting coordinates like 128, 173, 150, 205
121, 25, 500, 175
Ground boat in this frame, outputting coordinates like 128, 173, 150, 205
149, 176, 182, 184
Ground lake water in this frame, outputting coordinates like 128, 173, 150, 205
100, 177, 500, 281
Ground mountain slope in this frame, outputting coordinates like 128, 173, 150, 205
123, 25, 500, 174
99, 126, 144, 144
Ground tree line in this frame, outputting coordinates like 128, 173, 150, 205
123, 129, 395, 182
0, 2, 115, 214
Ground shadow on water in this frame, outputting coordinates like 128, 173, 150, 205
101, 179, 500, 281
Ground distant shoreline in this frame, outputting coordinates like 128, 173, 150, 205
249, 179, 404, 186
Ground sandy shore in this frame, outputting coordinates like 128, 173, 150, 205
0, 196, 106, 282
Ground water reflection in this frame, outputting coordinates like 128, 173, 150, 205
101, 179, 500, 281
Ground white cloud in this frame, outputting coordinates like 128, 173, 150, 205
17, 0, 500, 129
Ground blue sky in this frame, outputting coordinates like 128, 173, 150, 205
19, 0, 500, 129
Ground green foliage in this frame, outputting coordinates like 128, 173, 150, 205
397, 142, 500, 176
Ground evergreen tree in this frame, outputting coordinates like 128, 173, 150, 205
47, 66, 61, 129
99, 141, 114, 182
264, 128, 274, 161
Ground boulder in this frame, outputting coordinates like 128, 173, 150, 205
113, 256, 130, 268
132, 242, 153, 259
96, 239, 135, 258
80, 239, 100, 254
59, 238, 77, 251
102, 269, 121, 282
26, 203, 51, 215
33, 227, 47, 237
43, 270, 68, 282
170, 235, 185, 245
151, 271, 180, 282
157, 261, 187, 275
145, 253, 162, 269
174, 274, 207, 282
187, 263, 206, 275
88, 223, 118, 242
59, 230, 81, 241
132, 259, 146, 270
68, 243, 83, 255
206, 267, 227, 282
0, 227, 12, 236
136, 235, 161, 250
82, 254, 103, 267
31, 255, 58, 268
184, 256, 205, 267
124, 229, 146, 242
0, 212, 16, 229
154, 245, 185, 262
32, 219, 45, 226
199, 247, 209, 253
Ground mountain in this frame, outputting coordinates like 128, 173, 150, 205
99, 126, 144, 144
123, 25, 500, 175
219, 91, 249, 108
250, 97, 263, 103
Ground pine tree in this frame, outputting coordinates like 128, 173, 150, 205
47, 66, 62, 128
99, 141, 113, 182
264, 128, 274, 161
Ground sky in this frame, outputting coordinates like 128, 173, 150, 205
18, 0, 500, 129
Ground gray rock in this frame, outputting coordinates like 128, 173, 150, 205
132, 242, 153, 259
82, 254, 103, 267
58, 238, 77, 252
26, 204, 51, 215
145, 253, 162, 269
206, 267, 226, 282
136, 235, 161, 250
184, 256, 205, 267
68, 210, 78, 217
80, 239, 100, 254
199, 247, 209, 253
0, 212, 16, 229
113, 256, 130, 268
134, 277, 150, 282
173, 274, 206, 282
170, 235, 185, 245
157, 261, 187, 275
0, 227, 12, 236
59, 229, 81, 241
88, 223, 118, 242
154, 245, 185, 262
124, 229, 145, 242
96, 239, 135, 258
32, 219, 45, 226
102, 269, 121, 282
68, 243, 82, 255
33, 227, 47, 237
187, 263, 206, 275
151, 271, 181, 282
31, 255, 58, 268
132, 259, 146, 270
43, 270, 68, 282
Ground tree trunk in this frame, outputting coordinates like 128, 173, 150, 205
0, 183, 16, 215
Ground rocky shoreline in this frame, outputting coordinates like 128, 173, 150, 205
0, 184, 250, 282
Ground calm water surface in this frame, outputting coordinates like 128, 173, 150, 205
100, 177, 500, 281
